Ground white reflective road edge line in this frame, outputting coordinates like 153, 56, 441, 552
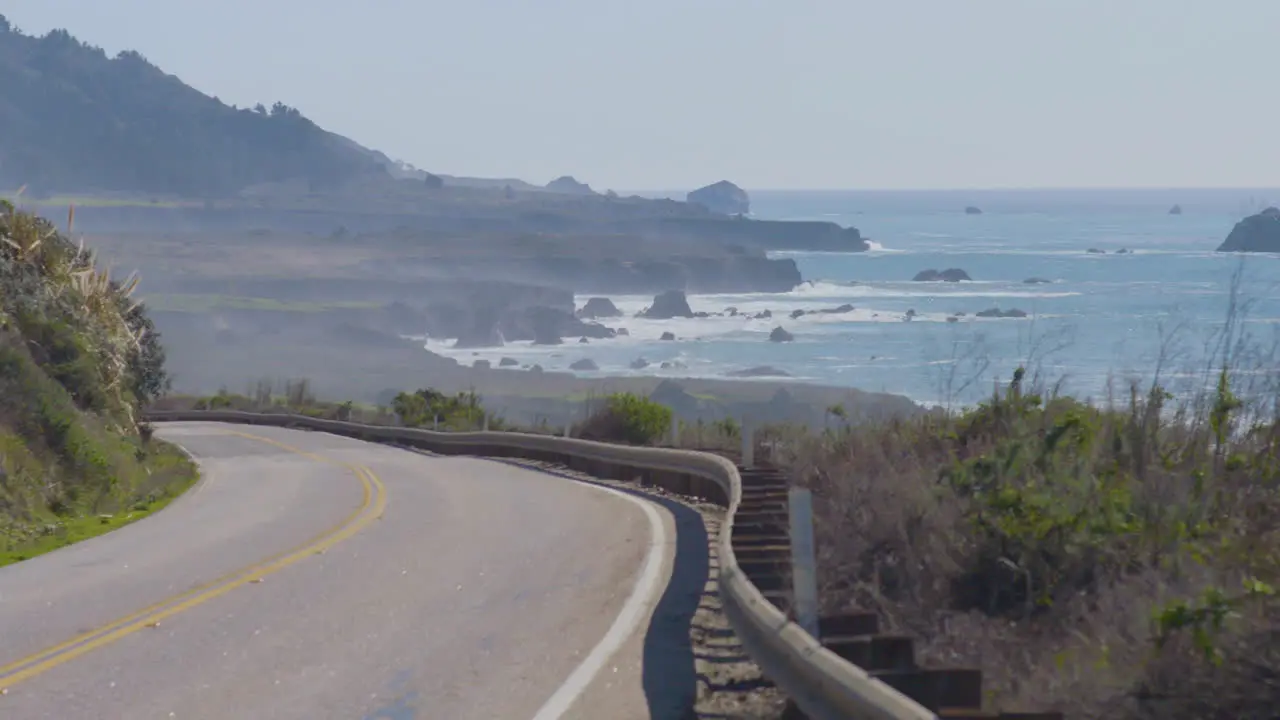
529, 482, 668, 720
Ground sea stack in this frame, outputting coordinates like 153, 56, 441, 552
687, 180, 750, 215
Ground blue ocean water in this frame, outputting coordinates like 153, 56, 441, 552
431, 189, 1280, 405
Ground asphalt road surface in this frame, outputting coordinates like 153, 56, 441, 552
0, 422, 680, 720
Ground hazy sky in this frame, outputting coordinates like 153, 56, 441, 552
6, 1, 1278, 190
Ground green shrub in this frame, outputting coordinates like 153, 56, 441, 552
579, 392, 672, 445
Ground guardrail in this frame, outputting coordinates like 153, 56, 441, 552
143, 409, 940, 720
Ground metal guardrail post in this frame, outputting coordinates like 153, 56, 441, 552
433, 415, 439, 431
789, 487, 820, 639
482, 414, 489, 432
670, 418, 679, 447
741, 417, 754, 467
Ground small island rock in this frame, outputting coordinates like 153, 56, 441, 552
913, 268, 972, 282
642, 290, 695, 319
1217, 207, 1280, 253
727, 366, 792, 378
964, 206, 983, 215
569, 358, 599, 371
769, 326, 794, 343
687, 180, 750, 215
545, 175, 596, 195
577, 297, 622, 319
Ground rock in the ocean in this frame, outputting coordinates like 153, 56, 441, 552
912, 268, 972, 282
569, 358, 599, 371
687, 180, 750, 215
498, 357, 519, 367
1217, 207, 1280, 253
660, 331, 677, 341
629, 357, 650, 369
577, 297, 622, 319
1087, 248, 1107, 254
1169, 204, 1183, 215
545, 175, 596, 194
976, 308, 1029, 318
727, 365, 792, 378
473, 359, 491, 370
769, 326, 794, 342
965, 206, 983, 215
1023, 277, 1052, 284
453, 323, 505, 349
578, 337, 589, 343
642, 290, 695, 319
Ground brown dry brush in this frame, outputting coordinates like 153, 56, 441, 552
776, 364, 1280, 719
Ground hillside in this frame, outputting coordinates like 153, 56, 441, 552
0, 201, 195, 564
0, 19, 388, 196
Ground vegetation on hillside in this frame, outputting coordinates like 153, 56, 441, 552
776, 358, 1280, 718
0, 18, 387, 196
0, 202, 195, 566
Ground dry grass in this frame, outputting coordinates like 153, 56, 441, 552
773, 364, 1280, 718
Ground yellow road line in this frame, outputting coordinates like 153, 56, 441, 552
0, 429, 387, 690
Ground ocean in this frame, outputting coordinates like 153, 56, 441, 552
428, 188, 1280, 406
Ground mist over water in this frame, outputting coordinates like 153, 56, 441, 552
430, 189, 1280, 405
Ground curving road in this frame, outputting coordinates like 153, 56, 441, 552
0, 422, 684, 719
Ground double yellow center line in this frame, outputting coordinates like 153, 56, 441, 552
0, 430, 387, 690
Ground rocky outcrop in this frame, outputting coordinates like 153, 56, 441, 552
452, 308, 505, 348
629, 357, 650, 369
727, 365, 792, 378
913, 268, 972, 282
964, 206, 983, 215
520, 306, 616, 346
1217, 208, 1280, 253
769, 326, 794, 342
569, 358, 599, 371
660, 331, 676, 341
976, 308, 1029, 318
642, 290, 694, 319
577, 297, 622, 319
1087, 248, 1106, 254
1023, 277, 1052, 284
790, 304, 854, 319
687, 181, 750, 215
499, 357, 519, 367
545, 175, 595, 194
1169, 204, 1183, 215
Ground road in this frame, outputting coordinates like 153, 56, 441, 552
0, 422, 684, 719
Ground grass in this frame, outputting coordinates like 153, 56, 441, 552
769, 353, 1280, 718
0, 439, 198, 567
142, 293, 383, 313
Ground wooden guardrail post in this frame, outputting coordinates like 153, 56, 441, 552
788, 487, 820, 639
741, 417, 755, 468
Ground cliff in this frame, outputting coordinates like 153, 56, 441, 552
1217, 207, 1280, 253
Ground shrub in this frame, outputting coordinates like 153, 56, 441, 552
578, 392, 672, 445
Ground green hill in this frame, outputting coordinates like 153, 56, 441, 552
0, 17, 390, 197
0, 201, 195, 565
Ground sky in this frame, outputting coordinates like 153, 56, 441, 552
5, 1, 1279, 191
